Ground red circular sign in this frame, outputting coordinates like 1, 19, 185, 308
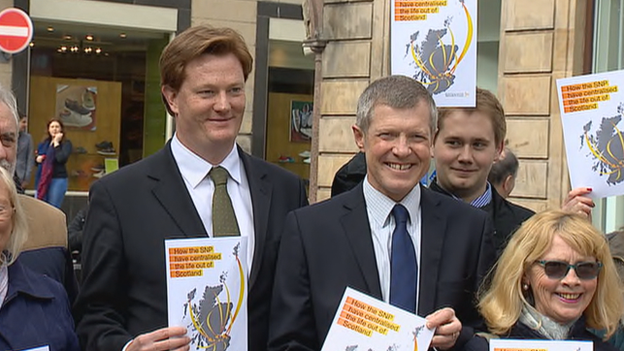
0, 8, 32, 54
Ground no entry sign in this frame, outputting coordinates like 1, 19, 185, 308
0, 8, 33, 54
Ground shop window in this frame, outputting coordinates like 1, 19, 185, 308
28, 22, 168, 193
265, 40, 314, 190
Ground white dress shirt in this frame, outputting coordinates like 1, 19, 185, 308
170, 134, 255, 269
362, 176, 422, 309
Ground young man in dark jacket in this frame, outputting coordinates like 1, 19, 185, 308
430, 88, 534, 254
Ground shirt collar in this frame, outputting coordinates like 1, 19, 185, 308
469, 182, 492, 208
432, 178, 492, 208
363, 176, 421, 226
170, 134, 241, 188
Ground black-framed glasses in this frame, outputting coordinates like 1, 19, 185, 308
536, 260, 602, 280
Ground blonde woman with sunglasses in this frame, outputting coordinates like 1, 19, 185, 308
463, 210, 623, 351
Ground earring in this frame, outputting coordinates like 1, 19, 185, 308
522, 283, 529, 291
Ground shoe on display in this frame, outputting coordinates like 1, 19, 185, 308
71, 170, 88, 178
60, 108, 92, 127
299, 150, 311, 158
277, 155, 295, 163
91, 164, 104, 172
82, 89, 96, 111
97, 148, 116, 156
303, 157, 311, 164
95, 141, 113, 150
93, 170, 106, 178
65, 98, 93, 115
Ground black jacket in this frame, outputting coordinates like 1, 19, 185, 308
429, 181, 534, 255
36, 139, 73, 179
74, 143, 308, 351
331, 152, 366, 197
463, 318, 618, 351
68, 205, 88, 253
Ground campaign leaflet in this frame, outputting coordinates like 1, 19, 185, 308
165, 237, 248, 351
391, 0, 478, 107
556, 70, 624, 198
490, 338, 592, 351
321, 287, 435, 351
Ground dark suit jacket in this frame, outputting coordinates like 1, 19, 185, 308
268, 184, 496, 351
18, 194, 78, 304
429, 181, 534, 256
74, 142, 308, 351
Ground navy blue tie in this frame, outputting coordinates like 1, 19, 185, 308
390, 204, 417, 313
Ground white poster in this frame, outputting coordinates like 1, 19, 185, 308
165, 237, 248, 351
490, 338, 592, 351
391, 0, 477, 107
321, 287, 435, 351
556, 70, 624, 199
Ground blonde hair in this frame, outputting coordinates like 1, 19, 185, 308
0, 166, 27, 266
478, 210, 623, 339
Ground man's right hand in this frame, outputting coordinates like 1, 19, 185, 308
127, 326, 190, 351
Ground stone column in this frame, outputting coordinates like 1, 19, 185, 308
316, 0, 387, 201
499, 0, 589, 211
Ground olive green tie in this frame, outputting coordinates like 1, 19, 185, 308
209, 166, 240, 236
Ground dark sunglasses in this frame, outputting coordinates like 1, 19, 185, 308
536, 260, 602, 280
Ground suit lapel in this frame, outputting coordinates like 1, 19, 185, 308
149, 143, 206, 236
240, 149, 271, 289
340, 185, 382, 299
418, 185, 447, 316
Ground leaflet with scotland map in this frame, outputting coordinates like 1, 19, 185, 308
165, 237, 248, 351
490, 338, 592, 351
391, 0, 478, 107
556, 69, 624, 199
321, 287, 435, 351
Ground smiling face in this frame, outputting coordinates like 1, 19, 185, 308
433, 110, 502, 202
162, 53, 246, 164
524, 234, 598, 324
353, 102, 433, 202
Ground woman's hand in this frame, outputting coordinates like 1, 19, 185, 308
36, 155, 45, 163
52, 132, 63, 145
562, 187, 594, 220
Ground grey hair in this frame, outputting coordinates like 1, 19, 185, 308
0, 166, 27, 266
488, 147, 519, 186
0, 84, 19, 126
355, 75, 437, 134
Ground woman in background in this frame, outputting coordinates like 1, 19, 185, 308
35, 119, 72, 208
